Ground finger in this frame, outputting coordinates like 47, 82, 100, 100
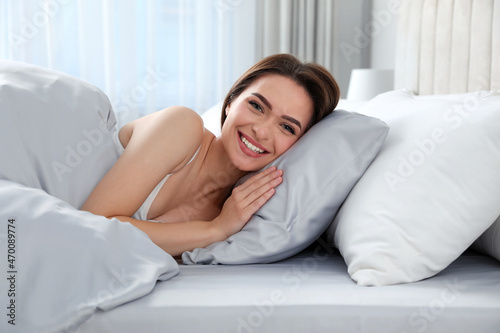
242, 187, 276, 220
237, 166, 277, 191
238, 167, 283, 195
236, 174, 282, 210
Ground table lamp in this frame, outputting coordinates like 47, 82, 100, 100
347, 69, 394, 101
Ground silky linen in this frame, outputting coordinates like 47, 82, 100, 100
0, 59, 118, 209
0, 60, 180, 332
77, 248, 500, 333
0, 180, 179, 333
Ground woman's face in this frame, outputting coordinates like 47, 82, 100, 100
221, 74, 313, 171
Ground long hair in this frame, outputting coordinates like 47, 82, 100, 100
220, 54, 340, 131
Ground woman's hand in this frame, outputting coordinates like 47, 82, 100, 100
213, 166, 283, 239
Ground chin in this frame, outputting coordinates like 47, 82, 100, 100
233, 158, 269, 173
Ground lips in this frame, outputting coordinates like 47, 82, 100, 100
238, 131, 269, 157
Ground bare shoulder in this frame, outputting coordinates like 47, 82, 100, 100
123, 107, 203, 164
153, 107, 203, 148
115, 107, 205, 186
81, 106, 204, 217
154, 106, 204, 132
121, 106, 203, 145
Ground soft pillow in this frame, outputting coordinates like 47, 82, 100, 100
0, 60, 119, 209
327, 89, 500, 286
182, 110, 389, 264
472, 216, 500, 261
0, 179, 178, 332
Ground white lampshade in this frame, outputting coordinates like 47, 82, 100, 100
347, 69, 394, 101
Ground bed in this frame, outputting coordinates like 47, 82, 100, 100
1, 0, 500, 332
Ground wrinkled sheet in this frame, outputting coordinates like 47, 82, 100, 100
0, 180, 179, 333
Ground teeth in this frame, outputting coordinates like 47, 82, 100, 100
240, 135, 265, 154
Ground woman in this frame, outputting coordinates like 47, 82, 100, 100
82, 54, 340, 256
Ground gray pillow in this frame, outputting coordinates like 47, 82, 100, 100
182, 110, 389, 264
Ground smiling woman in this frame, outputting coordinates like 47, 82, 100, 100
81, 54, 340, 257
221, 74, 314, 171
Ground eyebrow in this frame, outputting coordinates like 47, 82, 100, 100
251, 92, 303, 131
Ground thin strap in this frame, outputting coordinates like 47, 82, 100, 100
186, 144, 201, 166
133, 143, 202, 221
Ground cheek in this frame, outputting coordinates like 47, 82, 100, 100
275, 136, 299, 156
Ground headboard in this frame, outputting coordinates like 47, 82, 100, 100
395, 0, 500, 95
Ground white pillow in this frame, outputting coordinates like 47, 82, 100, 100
327, 89, 500, 286
201, 101, 223, 136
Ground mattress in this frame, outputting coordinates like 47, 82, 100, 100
76, 247, 500, 333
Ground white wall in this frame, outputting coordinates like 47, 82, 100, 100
338, 0, 400, 98
332, 0, 400, 97
331, 0, 371, 97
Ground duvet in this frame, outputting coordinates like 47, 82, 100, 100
0, 60, 179, 333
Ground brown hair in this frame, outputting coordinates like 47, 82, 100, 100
221, 54, 340, 131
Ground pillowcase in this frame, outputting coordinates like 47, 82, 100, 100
327, 89, 500, 286
0, 59, 119, 209
182, 110, 389, 264
472, 216, 500, 261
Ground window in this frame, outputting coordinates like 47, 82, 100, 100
1, 0, 257, 127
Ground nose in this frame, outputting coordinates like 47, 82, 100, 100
252, 119, 272, 141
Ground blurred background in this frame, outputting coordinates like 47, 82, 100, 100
0, 0, 398, 127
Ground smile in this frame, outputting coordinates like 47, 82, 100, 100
238, 132, 269, 155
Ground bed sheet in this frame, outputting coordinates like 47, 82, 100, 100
77, 246, 500, 333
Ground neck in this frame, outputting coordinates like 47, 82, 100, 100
201, 135, 248, 195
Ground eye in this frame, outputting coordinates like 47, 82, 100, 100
249, 100, 263, 113
282, 124, 296, 135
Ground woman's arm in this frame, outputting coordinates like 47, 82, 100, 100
111, 166, 283, 256
110, 216, 224, 256
81, 106, 204, 217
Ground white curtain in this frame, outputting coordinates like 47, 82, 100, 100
1, 0, 369, 126
1, 0, 257, 127
255, 0, 371, 97
255, 0, 335, 75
